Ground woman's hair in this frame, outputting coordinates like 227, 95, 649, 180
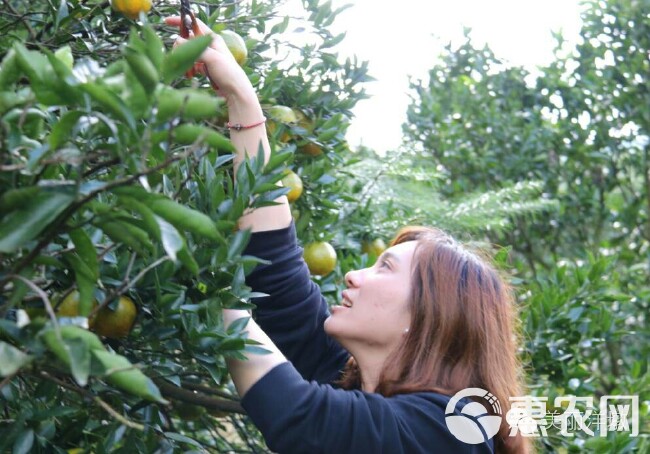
338, 226, 529, 454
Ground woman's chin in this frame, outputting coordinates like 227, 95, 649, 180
323, 315, 342, 339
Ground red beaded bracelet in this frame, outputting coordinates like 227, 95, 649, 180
226, 117, 267, 131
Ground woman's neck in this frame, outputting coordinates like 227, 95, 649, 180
354, 350, 390, 393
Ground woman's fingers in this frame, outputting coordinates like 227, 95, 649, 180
172, 35, 188, 48
165, 16, 210, 35
164, 16, 181, 27
166, 15, 213, 36
165, 16, 222, 49
189, 17, 213, 36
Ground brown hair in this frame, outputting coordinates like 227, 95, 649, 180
338, 226, 530, 453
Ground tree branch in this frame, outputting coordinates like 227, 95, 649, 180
39, 370, 145, 431
181, 381, 239, 401
0, 148, 196, 290
154, 379, 246, 415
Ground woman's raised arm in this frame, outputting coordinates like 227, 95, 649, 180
165, 16, 292, 233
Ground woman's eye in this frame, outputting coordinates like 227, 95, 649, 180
378, 259, 390, 269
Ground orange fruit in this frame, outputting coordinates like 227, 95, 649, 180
293, 109, 314, 132
281, 170, 303, 203
219, 30, 247, 66
362, 238, 387, 257
300, 142, 323, 156
92, 296, 137, 339
56, 291, 97, 317
303, 241, 337, 276
268, 105, 298, 124
111, 0, 151, 19
266, 120, 292, 143
267, 106, 298, 143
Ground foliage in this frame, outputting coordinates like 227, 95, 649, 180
1, 0, 647, 452
0, 0, 370, 452
402, 0, 649, 451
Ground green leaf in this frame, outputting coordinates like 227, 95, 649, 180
81, 82, 136, 131
176, 245, 200, 275
150, 198, 221, 243
226, 316, 250, 335
163, 432, 203, 448
69, 228, 98, 278
49, 110, 84, 149
162, 35, 212, 84
227, 229, 251, 261
321, 32, 346, 49
0, 321, 21, 341
13, 45, 65, 105
154, 123, 234, 153
12, 429, 34, 454
100, 220, 154, 255
264, 148, 293, 172
269, 16, 289, 35
54, 0, 69, 32
156, 215, 183, 261
91, 350, 167, 403
117, 196, 161, 243
0, 49, 19, 88
0, 342, 33, 377
54, 45, 74, 70
142, 25, 165, 71
0, 190, 75, 253
155, 87, 225, 122
0, 187, 41, 216
65, 337, 91, 387
64, 253, 96, 317
124, 47, 159, 95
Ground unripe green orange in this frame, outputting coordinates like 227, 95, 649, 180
93, 296, 137, 339
219, 30, 248, 66
281, 170, 303, 203
304, 241, 337, 276
362, 238, 387, 257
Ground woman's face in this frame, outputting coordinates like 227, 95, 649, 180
324, 241, 416, 352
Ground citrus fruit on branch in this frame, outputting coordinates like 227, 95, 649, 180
56, 291, 137, 339
300, 141, 323, 156
219, 30, 248, 66
281, 170, 303, 203
111, 0, 151, 19
362, 238, 387, 257
267, 105, 298, 124
303, 241, 337, 276
56, 291, 97, 317
93, 296, 138, 339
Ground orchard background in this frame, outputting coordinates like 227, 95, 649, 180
0, 0, 647, 452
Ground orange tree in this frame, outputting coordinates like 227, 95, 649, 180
0, 0, 371, 452
401, 0, 649, 451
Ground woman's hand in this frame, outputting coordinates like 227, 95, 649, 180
164, 16, 256, 113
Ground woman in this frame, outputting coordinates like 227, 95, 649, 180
166, 16, 530, 454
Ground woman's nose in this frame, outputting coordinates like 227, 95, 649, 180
345, 269, 360, 288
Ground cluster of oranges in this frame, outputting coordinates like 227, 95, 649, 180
56, 291, 137, 339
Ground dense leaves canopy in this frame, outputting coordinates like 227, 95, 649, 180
0, 0, 648, 453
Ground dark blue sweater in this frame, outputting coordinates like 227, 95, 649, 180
240, 223, 495, 454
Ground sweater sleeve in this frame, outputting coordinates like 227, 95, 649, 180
243, 222, 349, 383
241, 363, 495, 454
